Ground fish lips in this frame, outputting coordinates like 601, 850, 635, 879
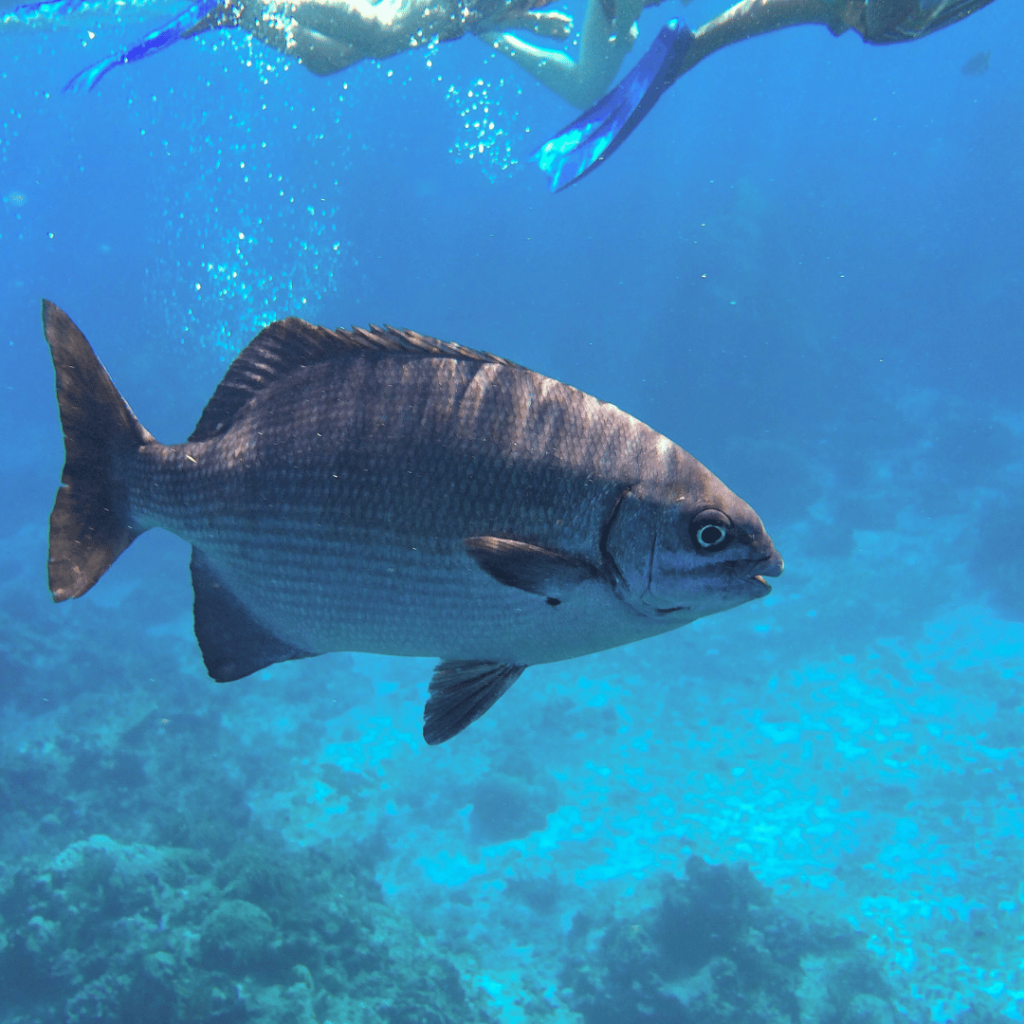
745, 550, 784, 594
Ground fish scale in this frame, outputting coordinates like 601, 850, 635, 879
43, 302, 782, 743
127, 356, 639, 660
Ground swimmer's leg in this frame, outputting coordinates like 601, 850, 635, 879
533, 20, 693, 192
64, 0, 222, 92
481, 32, 584, 96
478, 10, 573, 40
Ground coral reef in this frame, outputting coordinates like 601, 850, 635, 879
0, 832, 496, 1024
562, 856, 898, 1024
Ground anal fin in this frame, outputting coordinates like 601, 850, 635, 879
423, 661, 527, 745
191, 549, 312, 682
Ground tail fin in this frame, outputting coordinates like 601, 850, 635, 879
43, 300, 154, 601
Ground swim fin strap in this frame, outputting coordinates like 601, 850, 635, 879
64, 0, 220, 92
532, 20, 694, 193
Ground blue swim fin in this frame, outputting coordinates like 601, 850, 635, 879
64, 0, 220, 92
533, 20, 694, 193
1, 0, 90, 22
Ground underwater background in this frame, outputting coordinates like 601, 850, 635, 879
1, 1, 1023, 1021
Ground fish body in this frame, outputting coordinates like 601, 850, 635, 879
44, 302, 782, 743
960, 50, 990, 75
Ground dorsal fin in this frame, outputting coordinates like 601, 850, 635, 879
189, 317, 516, 443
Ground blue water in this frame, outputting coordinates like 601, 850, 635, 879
1, 2, 1022, 1021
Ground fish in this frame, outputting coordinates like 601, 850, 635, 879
43, 300, 783, 745
960, 50, 990, 76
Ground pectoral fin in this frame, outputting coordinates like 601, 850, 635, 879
464, 536, 600, 602
423, 661, 527, 745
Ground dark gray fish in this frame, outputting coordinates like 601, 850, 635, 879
961, 50, 991, 75
43, 301, 782, 744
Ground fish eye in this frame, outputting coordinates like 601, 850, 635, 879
689, 509, 733, 554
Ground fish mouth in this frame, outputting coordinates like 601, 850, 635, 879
746, 552, 784, 594
654, 604, 690, 616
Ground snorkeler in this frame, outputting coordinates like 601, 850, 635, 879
5, 0, 574, 91
530, 0, 999, 191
